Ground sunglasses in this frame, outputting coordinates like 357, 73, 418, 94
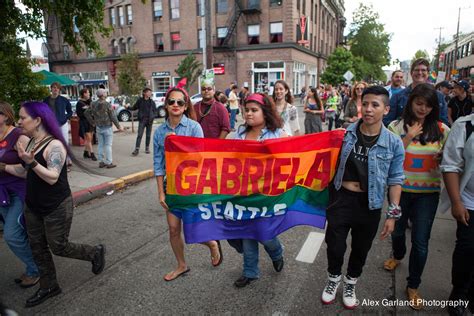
167, 98, 186, 106
201, 87, 213, 91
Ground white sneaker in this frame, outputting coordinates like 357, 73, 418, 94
342, 275, 358, 309
321, 273, 341, 304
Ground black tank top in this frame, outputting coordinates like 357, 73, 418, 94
26, 139, 71, 214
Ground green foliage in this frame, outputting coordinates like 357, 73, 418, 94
0, 39, 49, 114
117, 53, 147, 96
175, 53, 203, 91
321, 48, 355, 86
411, 49, 430, 64
348, 3, 392, 82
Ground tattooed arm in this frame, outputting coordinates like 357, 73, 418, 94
30, 140, 67, 185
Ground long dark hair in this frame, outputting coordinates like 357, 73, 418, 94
308, 87, 323, 110
272, 80, 294, 104
244, 93, 282, 132
402, 83, 442, 144
164, 88, 197, 121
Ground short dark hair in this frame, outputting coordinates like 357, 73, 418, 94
79, 88, 89, 98
143, 87, 152, 93
391, 70, 403, 78
231, 84, 238, 90
410, 58, 430, 73
361, 85, 390, 106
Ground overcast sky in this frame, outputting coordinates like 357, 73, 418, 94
344, 0, 473, 67
27, 0, 473, 66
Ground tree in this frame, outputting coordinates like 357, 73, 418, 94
348, 4, 392, 82
175, 53, 203, 91
0, 38, 49, 113
411, 49, 430, 64
321, 48, 355, 86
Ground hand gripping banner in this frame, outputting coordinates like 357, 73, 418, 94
165, 130, 344, 243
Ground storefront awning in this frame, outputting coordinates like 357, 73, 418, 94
37, 70, 77, 86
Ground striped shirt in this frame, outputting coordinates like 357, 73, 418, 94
389, 120, 450, 193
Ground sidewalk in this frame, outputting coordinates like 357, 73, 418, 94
68, 120, 161, 205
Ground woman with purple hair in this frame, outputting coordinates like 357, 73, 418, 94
8, 101, 106, 308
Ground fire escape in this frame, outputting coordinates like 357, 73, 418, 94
220, 0, 262, 48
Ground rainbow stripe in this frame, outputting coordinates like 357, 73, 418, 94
165, 130, 344, 243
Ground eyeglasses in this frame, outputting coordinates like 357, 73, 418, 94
413, 68, 428, 73
167, 98, 186, 106
201, 87, 213, 92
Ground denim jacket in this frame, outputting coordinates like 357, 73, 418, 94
333, 120, 405, 210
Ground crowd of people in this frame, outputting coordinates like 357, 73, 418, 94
1, 57, 473, 315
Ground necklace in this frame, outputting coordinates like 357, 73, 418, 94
30, 135, 54, 153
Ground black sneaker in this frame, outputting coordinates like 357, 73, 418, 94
145, 148, 150, 154
25, 286, 62, 308
132, 149, 139, 156
90, 153, 97, 161
234, 276, 257, 288
99, 162, 106, 168
272, 258, 284, 272
91, 244, 106, 275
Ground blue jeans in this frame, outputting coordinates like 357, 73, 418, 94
96, 126, 113, 164
230, 109, 238, 129
0, 193, 39, 277
242, 237, 283, 278
391, 191, 439, 289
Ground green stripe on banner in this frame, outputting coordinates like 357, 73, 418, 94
166, 185, 329, 211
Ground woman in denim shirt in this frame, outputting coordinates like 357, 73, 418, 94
233, 93, 287, 288
321, 86, 405, 309
153, 86, 222, 282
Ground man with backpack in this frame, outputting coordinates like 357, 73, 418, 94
440, 113, 474, 316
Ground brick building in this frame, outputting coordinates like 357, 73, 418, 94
439, 31, 473, 81
45, 0, 345, 96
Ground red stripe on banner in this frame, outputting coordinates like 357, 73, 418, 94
165, 130, 345, 154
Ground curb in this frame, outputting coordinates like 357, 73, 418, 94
72, 169, 154, 206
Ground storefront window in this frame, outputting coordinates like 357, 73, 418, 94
153, 77, 171, 92
252, 61, 285, 93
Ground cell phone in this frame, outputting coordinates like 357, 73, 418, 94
25, 139, 35, 153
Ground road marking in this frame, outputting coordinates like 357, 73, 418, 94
295, 231, 325, 263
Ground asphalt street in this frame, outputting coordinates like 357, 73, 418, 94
0, 103, 465, 315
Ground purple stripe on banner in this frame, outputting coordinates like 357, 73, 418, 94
182, 212, 326, 243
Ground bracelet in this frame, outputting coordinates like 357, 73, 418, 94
386, 203, 402, 220
26, 160, 39, 170
0, 162, 5, 172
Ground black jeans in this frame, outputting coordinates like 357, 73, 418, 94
24, 196, 96, 288
135, 120, 153, 150
325, 186, 381, 278
449, 209, 474, 304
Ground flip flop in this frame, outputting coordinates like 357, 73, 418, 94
163, 267, 191, 282
212, 240, 223, 267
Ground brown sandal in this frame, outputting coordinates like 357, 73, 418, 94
211, 241, 223, 267
383, 258, 400, 271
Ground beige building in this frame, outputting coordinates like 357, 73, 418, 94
440, 31, 473, 81
45, 0, 345, 96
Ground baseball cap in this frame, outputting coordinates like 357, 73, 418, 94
452, 80, 469, 92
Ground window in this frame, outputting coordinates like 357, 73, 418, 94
118, 6, 124, 26
87, 47, 95, 59
127, 37, 135, 52
248, 0, 260, 9
119, 38, 127, 54
314, 4, 317, 23
63, 45, 70, 60
153, 0, 163, 20
302, 0, 306, 15
270, 22, 283, 43
216, 0, 227, 13
217, 27, 228, 46
110, 8, 116, 26
198, 29, 204, 49
310, 0, 313, 21
297, 0, 300, 11
248, 24, 260, 44
155, 34, 164, 52
197, 0, 204, 16
111, 40, 119, 55
170, 0, 180, 19
126, 5, 133, 24
171, 32, 180, 50
270, 0, 282, 6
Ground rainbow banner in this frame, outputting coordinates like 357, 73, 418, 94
165, 130, 344, 243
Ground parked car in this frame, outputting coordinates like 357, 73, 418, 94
152, 91, 166, 106
113, 96, 166, 122
190, 93, 202, 105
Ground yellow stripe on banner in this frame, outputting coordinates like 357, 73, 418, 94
165, 148, 340, 196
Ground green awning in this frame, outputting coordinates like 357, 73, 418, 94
38, 70, 77, 86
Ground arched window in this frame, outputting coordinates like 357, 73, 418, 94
127, 37, 135, 53
119, 38, 127, 54
111, 39, 119, 56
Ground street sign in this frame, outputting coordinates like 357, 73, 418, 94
343, 71, 354, 81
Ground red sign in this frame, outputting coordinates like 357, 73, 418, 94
213, 63, 225, 75
300, 15, 307, 41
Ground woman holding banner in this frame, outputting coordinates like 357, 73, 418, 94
321, 86, 405, 309
232, 93, 287, 288
153, 83, 223, 282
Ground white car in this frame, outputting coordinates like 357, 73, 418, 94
152, 91, 166, 106
190, 93, 202, 105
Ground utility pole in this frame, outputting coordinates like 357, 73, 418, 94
205, 0, 213, 70
434, 26, 444, 71
453, 7, 461, 72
